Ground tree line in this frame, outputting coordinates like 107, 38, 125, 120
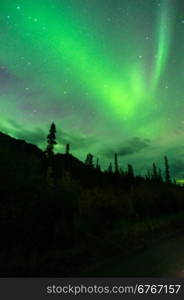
45, 122, 173, 186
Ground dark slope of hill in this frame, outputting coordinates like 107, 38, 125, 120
0, 131, 79, 258
54, 153, 87, 177
54, 153, 105, 188
0, 131, 89, 189
1, 131, 184, 277
0, 131, 45, 189
0, 131, 138, 190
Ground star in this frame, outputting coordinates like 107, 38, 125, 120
0, 0, 183, 182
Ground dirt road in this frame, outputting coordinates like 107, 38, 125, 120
86, 234, 184, 277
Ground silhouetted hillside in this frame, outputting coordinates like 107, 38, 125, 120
0, 131, 90, 188
0, 131, 45, 189
0, 130, 184, 277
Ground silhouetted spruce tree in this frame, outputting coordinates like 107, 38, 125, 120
45, 122, 57, 159
114, 153, 119, 174
45, 122, 57, 188
164, 156, 171, 184
152, 163, 158, 181
108, 162, 113, 173
96, 158, 101, 171
66, 143, 70, 155
85, 153, 94, 167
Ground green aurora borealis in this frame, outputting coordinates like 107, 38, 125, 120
0, 0, 184, 179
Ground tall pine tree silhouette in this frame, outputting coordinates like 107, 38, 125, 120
152, 163, 158, 181
85, 153, 94, 167
96, 158, 101, 171
66, 143, 70, 155
108, 162, 113, 173
45, 122, 57, 159
45, 122, 57, 188
114, 153, 119, 174
164, 156, 171, 184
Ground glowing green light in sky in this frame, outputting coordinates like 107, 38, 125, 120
0, 0, 183, 179
0, 0, 153, 119
152, 0, 174, 91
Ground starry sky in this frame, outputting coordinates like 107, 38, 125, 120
0, 0, 184, 179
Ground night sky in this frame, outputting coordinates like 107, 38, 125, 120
0, 0, 184, 180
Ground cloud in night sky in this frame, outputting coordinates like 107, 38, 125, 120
0, 68, 19, 89
0, 120, 98, 153
103, 137, 151, 158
